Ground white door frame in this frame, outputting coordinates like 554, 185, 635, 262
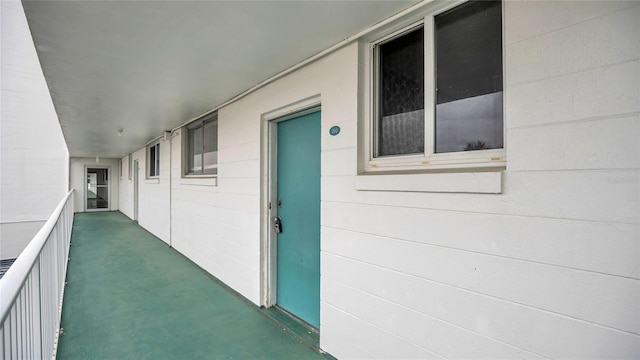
133, 159, 139, 222
84, 166, 111, 212
259, 95, 321, 308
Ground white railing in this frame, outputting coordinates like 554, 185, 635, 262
0, 190, 74, 359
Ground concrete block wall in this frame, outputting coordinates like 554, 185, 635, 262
0, 0, 69, 259
117, 1, 639, 358
319, 2, 638, 358
132, 144, 170, 244
168, 126, 261, 302
0, 0, 69, 222
118, 156, 134, 220
322, 2, 638, 358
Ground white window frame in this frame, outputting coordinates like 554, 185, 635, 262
182, 112, 218, 178
147, 142, 160, 178
362, 0, 506, 173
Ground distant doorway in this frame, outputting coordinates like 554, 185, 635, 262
86, 167, 109, 211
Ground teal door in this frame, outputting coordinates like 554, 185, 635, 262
276, 109, 321, 328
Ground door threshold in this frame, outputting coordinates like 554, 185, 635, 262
260, 306, 332, 358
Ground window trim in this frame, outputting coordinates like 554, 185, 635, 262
362, 0, 506, 174
182, 112, 218, 178
147, 142, 160, 178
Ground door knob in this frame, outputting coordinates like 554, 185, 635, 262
273, 216, 283, 234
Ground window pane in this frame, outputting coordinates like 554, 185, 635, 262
435, 0, 503, 153
377, 27, 424, 157
189, 126, 203, 174
95, 168, 109, 208
150, 145, 156, 176
203, 120, 218, 175
155, 144, 160, 176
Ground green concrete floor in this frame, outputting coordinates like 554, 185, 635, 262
58, 212, 328, 359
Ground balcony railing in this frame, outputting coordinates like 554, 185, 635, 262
0, 190, 74, 359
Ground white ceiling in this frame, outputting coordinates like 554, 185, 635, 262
22, 0, 417, 158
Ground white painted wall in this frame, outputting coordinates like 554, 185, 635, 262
69, 158, 120, 213
118, 156, 134, 220
131, 144, 171, 244
0, 0, 69, 258
118, 1, 639, 358
168, 130, 256, 297
320, 2, 638, 359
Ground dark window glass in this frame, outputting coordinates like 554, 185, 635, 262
149, 144, 159, 176
150, 146, 156, 176
377, 27, 424, 157
435, 0, 503, 153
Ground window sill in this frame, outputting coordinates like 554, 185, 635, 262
145, 178, 160, 184
180, 176, 217, 187
355, 171, 502, 194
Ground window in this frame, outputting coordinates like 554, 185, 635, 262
128, 154, 132, 180
148, 142, 160, 178
184, 113, 218, 176
119, 159, 123, 180
366, 0, 504, 172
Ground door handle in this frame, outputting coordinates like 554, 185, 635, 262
273, 216, 283, 234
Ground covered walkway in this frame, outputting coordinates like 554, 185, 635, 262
58, 212, 326, 359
